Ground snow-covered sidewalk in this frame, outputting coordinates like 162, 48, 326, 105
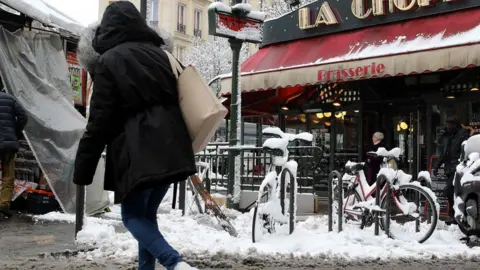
32, 188, 480, 264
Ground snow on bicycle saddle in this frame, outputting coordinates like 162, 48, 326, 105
262, 137, 288, 157
368, 147, 401, 159
262, 127, 285, 139
344, 161, 365, 174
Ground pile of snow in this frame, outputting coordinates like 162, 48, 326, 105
35, 206, 480, 262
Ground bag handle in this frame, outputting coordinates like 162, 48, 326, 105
164, 50, 183, 79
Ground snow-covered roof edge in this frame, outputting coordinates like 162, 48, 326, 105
0, 0, 84, 37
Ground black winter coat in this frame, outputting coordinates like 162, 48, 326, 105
73, 1, 196, 204
0, 92, 28, 152
435, 126, 470, 175
366, 140, 386, 185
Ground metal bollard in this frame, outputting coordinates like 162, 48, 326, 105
385, 182, 391, 237
327, 171, 333, 232
337, 171, 343, 232
327, 170, 343, 232
374, 175, 381, 236
75, 185, 85, 239
179, 180, 186, 216
172, 182, 178, 209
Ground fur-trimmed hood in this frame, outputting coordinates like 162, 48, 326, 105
77, 23, 174, 74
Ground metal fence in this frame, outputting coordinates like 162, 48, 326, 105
195, 143, 326, 196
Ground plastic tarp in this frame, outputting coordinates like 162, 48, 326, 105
0, 26, 109, 214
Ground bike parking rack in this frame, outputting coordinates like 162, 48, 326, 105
327, 170, 343, 232
327, 171, 391, 237
373, 175, 391, 236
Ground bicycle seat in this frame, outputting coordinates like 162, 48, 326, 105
262, 127, 284, 139
262, 127, 313, 144
344, 161, 365, 175
262, 137, 288, 157
367, 147, 401, 160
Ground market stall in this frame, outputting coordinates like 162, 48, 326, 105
0, 1, 109, 215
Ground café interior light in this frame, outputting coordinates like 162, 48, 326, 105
316, 112, 324, 119
472, 88, 479, 91
333, 101, 341, 107
399, 121, 408, 130
446, 95, 455, 99
325, 121, 331, 127
281, 105, 289, 110
323, 112, 332, 117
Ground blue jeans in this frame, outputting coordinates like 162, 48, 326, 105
121, 184, 182, 270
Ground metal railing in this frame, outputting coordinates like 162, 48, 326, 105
194, 143, 325, 196
193, 29, 202, 37
177, 23, 186, 34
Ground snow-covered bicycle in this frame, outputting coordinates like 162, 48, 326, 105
332, 147, 439, 243
252, 127, 313, 243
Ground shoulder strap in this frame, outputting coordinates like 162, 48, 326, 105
164, 50, 183, 79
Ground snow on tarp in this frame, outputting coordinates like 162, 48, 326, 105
2, 0, 84, 35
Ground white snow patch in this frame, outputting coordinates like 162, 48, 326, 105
208, 2, 232, 13
232, 3, 252, 13
418, 171, 432, 183
372, 147, 402, 159
2, 0, 84, 35
69, 210, 480, 262
220, 23, 480, 78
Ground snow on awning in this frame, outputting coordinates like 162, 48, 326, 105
219, 8, 480, 96
1, 0, 84, 36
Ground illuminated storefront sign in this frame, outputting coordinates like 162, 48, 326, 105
263, 0, 479, 46
317, 62, 386, 82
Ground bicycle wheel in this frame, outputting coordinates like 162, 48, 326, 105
252, 186, 274, 243
380, 183, 438, 243
280, 168, 296, 234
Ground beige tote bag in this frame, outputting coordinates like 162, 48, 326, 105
164, 51, 228, 153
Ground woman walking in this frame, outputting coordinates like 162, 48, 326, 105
74, 2, 197, 269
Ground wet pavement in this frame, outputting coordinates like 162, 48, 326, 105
0, 214, 84, 260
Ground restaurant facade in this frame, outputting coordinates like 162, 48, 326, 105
211, 0, 480, 201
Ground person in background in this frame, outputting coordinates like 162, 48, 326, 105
0, 84, 28, 219
366, 132, 386, 186
73, 2, 197, 270
433, 116, 470, 224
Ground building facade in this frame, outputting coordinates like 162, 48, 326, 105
98, 0, 212, 61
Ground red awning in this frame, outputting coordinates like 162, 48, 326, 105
219, 8, 480, 96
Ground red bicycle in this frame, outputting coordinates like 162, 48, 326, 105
332, 148, 439, 243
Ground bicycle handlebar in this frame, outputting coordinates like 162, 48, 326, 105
262, 127, 313, 143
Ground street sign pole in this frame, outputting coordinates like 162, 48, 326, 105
227, 38, 243, 209
208, 2, 265, 209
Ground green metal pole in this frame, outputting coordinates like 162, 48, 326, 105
227, 39, 243, 210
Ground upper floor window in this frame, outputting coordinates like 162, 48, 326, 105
194, 9, 202, 38
148, 0, 159, 27
177, 3, 186, 34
